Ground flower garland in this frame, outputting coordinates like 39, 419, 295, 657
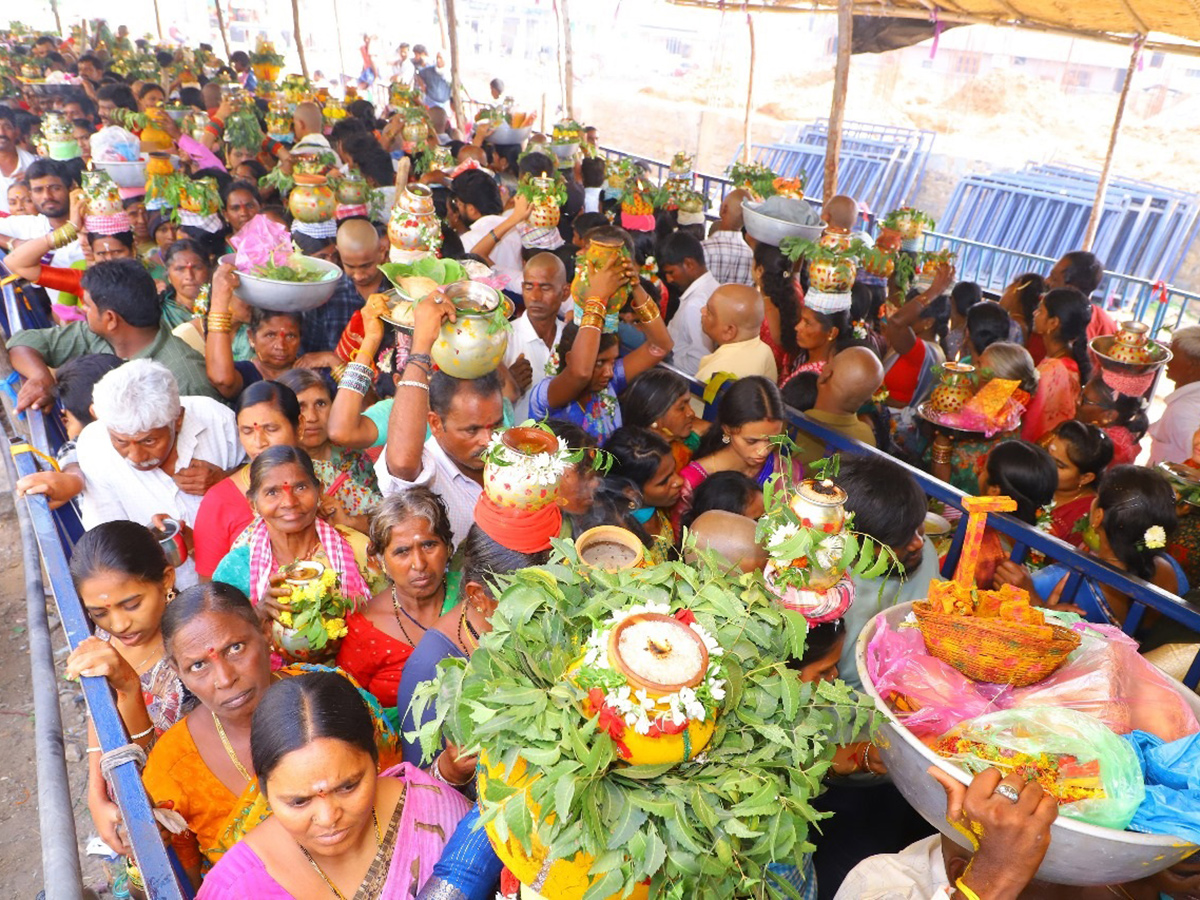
481, 431, 574, 488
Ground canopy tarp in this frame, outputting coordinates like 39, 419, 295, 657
668, 0, 1200, 56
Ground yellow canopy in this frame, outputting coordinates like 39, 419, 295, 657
667, 0, 1200, 56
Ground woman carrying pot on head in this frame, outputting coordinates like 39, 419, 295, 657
277, 368, 381, 535
529, 256, 674, 442
195, 671, 467, 899
65, 521, 192, 858
336, 489, 454, 710
753, 242, 802, 377
1021, 287, 1092, 444
672, 376, 786, 533
193, 382, 303, 580
211, 445, 374, 619
161, 238, 212, 328
207, 264, 304, 401
619, 367, 710, 471
141, 583, 399, 886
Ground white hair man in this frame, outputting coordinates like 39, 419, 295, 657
76, 360, 244, 586
1150, 325, 1200, 465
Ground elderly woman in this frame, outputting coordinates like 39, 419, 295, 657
196, 672, 466, 898
160, 238, 212, 328
336, 489, 454, 709
619, 367, 710, 471
193, 382, 303, 579
207, 264, 304, 400
141, 584, 399, 885
211, 446, 373, 614
278, 368, 381, 534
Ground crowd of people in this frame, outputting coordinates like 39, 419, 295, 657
4, 21, 1200, 900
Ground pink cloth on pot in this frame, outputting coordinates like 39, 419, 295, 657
230, 214, 293, 271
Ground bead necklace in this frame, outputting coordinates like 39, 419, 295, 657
390, 585, 429, 647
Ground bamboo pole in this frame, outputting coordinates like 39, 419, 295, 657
434, 0, 451, 61
213, 0, 231, 61
151, 0, 163, 42
1083, 35, 1143, 251
824, 0, 853, 203
741, 13, 755, 164
291, 0, 310, 80
558, 0, 576, 119
49, 0, 63, 37
444, 0, 466, 129
331, 0, 348, 92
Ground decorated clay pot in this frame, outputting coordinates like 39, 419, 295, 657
83, 172, 124, 216
270, 621, 341, 664
789, 479, 848, 533
430, 281, 510, 378
1107, 321, 1154, 365
892, 210, 927, 241
875, 227, 903, 253
529, 202, 560, 229
252, 62, 282, 84
387, 209, 442, 254
819, 225, 853, 251
42, 111, 73, 142
929, 361, 977, 415
397, 183, 436, 216
402, 119, 427, 144
571, 237, 633, 330
288, 175, 336, 224
808, 257, 856, 293
336, 171, 370, 206
483, 427, 563, 511
146, 152, 175, 177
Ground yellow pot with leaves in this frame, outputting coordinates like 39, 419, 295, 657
478, 754, 649, 900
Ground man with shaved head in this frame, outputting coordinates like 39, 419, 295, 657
696, 283, 778, 383
685, 510, 768, 574
504, 252, 568, 418
292, 101, 332, 152
795, 345, 883, 464
702, 188, 755, 286
300, 218, 389, 356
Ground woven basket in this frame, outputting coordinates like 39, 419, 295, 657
913, 600, 1081, 686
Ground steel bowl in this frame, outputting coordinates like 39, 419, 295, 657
489, 124, 532, 145
856, 601, 1200, 885
1090, 334, 1172, 377
741, 200, 824, 247
549, 141, 578, 160
95, 158, 149, 188
218, 253, 342, 312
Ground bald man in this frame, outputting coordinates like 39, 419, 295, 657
299, 218, 388, 357
794, 345, 882, 464
292, 101, 332, 151
503, 252, 569, 419
822, 193, 874, 248
685, 510, 768, 574
703, 189, 755, 286
696, 284, 778, 384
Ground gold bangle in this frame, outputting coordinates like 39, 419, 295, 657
50, 224, 77, 249
583, 298, 607, 318
206, 313, 233, 334
579, 315, 604, 331
633, 300, 660, 323
931, 447, 952, 465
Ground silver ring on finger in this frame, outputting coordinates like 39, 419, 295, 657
994, 783, 1021, 804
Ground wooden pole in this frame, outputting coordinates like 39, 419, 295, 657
151, 0, 163, 42
331, 0, 348, 91
213, 0, 231, 61
1083, 36, 1143, 251
824, 0, 853, 203
557, 0, 576, 119
291, 0, 310, 80
49, 0, 63, 37
434, 0, 451, 59
444, 0, 466, 129
741, 13, 755, 163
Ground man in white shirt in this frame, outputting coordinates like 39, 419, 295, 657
0, 157, 83, 266
376, 298, 506, 546
1149, 325, 1200, 465
76, 360, 244, 587
0, 107, 36, 214
392, 42, 415, 86
660, 231, 719, 375
504, 253, 568, 420
701, 189, 755, 287
451, 168, 524, 286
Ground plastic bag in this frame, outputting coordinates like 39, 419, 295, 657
89, 125, 141, 163
866, 618, 1004, 738
934, 707, 1145, 830
1125, 731, 1200, 843
1007, 623, 1200, 743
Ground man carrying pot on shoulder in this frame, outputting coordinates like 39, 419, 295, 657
374, 293, 505, 547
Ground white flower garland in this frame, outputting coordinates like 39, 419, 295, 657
483, 432, 573, 487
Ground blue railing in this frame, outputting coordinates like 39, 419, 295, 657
1, 270, 192, 900
601, 145, 1200, 336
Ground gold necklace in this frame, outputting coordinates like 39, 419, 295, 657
299, 807, 380, 899
125, 643, 162, 672
211, 711, 252, 783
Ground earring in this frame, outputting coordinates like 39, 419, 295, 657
651, 421, 659, 429
167, 589, 177, 602
722, 433, 731, 445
